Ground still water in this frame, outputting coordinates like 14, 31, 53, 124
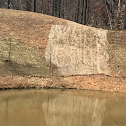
0, 89, 126, 126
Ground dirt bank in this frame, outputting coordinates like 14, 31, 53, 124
0, 75, 126, 93
1, 9, 126, 93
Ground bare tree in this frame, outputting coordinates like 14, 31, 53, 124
76, 0, 80, 23
124, 0, 126, 30
117, 0, 121, 17
105, 0, 112, 30
58, 0, 61, 17
84, 0, 88, 25
23, 0, 32, 11
1, 0, 126, 30
34, 0, 36, 12
52, 0, 55, 16
8, 0, 10, 9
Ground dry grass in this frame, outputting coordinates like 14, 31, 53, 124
0, 8, 67, 55
0, 40, 54, 77
107, 30, 126, 77
0, 75, 126, 93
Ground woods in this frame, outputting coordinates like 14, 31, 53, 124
0, 0, 126, 30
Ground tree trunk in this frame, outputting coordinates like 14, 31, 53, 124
105, 0, 112, 30
124, 0, 126, 30
52, 0, 55, 16
84, 0, 87, 25
81, 0, 84, 24
34, 0, 36, 12
117, 0, 121, 29
8, 0, 10, 9
76, 0, 80, 23
58, 0, 61, 18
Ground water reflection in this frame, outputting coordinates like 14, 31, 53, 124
42, 95, 106, 126
0, 89, 125, 126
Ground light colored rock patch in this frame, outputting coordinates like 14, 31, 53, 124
45, 21, 110, 76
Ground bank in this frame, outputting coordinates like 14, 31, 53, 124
0, 9, 126, 93
0, 75, 126, 93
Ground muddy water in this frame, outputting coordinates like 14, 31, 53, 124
0, 89, 126, 126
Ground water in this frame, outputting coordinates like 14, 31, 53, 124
0, 89, 126, 126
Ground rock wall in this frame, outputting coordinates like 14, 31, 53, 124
45, 22, 110, 76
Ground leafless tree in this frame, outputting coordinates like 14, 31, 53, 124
23, 0, 32, 11
8, 0, 10, 9
0, 0, 126, 30
124, 0, 126, 29
34, 0, 36, 12
105, 0, 112, 29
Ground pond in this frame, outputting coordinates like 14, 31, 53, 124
0, 89, 126, 126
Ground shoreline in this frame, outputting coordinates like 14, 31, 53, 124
0, 75, 126, 93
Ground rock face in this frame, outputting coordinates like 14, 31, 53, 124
0, 8, 126, 86
45, 23, 110, 76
